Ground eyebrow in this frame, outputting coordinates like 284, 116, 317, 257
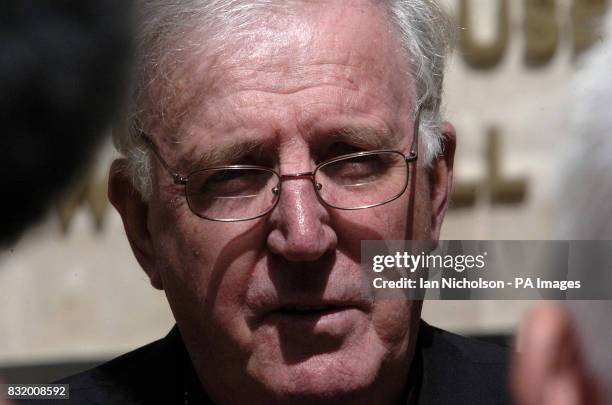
177, 125, 396, 171
182, 138, 274, 170
329, 126, 397, 150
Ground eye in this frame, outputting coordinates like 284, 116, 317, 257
199, 169, 265, 196
328, 154, 382, 178
318, 151, 404, 188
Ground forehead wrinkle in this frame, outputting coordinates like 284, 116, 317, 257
213, 62, 361, 96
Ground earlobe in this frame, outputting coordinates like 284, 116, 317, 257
108, 159, 163, 290
428, 122, 456, 240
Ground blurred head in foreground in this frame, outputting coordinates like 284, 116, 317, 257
0, 0, 131, 245
558, 8, 612, 241
108, 1, 458, 403
513, 11, 612, 405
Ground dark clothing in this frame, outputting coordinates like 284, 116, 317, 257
45, 321, 511, 404
409, 322, 512, 404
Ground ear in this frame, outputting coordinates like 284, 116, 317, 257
428, 122, 456, 240
108, 159, 163, 290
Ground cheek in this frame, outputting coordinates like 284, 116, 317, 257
330, 199, 410, 262
371, 300, 418, 356
154, 210, 269, 339
383, 206, 410, 238
368, 199, 411, 239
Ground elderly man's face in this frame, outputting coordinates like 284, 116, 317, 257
112, 1, 453, 403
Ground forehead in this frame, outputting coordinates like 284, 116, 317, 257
154, 0, 414, 160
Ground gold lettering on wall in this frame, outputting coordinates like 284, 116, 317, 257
459, 0, 510, 69
449, 182, 479, 208
525, 0, 559, 66
56, 170, 109, 233
486, 127, 528, 204
572, 0, 607, 54
450, 127, 528, 209
455, 1, 608, 68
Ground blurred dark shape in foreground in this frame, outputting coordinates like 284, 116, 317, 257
0, 0, 132, 245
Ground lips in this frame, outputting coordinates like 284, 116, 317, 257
261, 300, 368, 321
271, 304, 359, 321
247, 297, 368, 324
246, 281, 372, 326
281, 304, 337, 313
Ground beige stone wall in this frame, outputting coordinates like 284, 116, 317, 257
0, 146, 174, 364
1, 0, 607, 365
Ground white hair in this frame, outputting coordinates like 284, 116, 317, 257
115, 0, 454, 199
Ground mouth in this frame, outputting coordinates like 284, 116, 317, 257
256, 302, 366, 342
254, 304, 364, 350
248, 292, 372, 328
275, 304, 353, 317
250, 298, 370, 338
261, 303, 365, 329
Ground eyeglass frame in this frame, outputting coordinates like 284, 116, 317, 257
139, 106, 422, 222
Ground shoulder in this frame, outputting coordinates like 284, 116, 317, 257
415, 321, 512, 405
54, 328, 185, 405
424, 322, 509, 364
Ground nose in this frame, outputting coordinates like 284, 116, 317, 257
266, 173, 337, 262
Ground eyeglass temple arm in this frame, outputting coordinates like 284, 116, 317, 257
406, 105, 422, 163
139, 132, 188, 185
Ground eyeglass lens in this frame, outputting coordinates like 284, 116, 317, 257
316, 151, 408, 209
185, 152, 409, 220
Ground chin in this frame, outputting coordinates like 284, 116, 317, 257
249, 343, 385, 404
